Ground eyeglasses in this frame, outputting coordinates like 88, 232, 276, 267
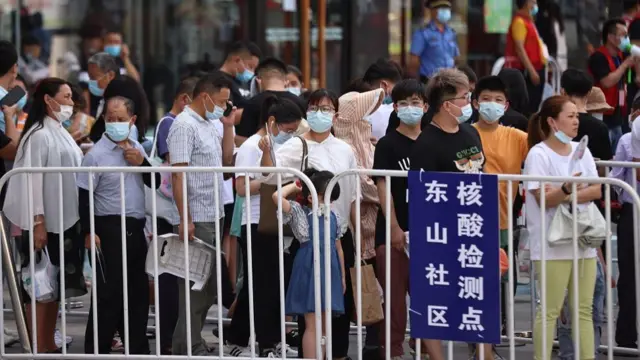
445, 92, 471, 103
308, 105, 336, 115
397, 100, 425, 107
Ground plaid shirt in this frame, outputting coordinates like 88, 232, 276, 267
167, 106, 225, 224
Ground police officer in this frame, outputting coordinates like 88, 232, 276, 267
77, 96, 159, 354
409, 0, 460, 83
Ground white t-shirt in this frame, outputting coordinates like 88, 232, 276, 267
369, 104, 394, 140
631, 115, 640, 158
523, 141, 598, 261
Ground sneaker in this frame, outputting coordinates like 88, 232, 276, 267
276, 342, 299, 357
286, 329, 300, 347
54, 329, 72, 348
261, 348, 278, 358
4, 328, 19, 347
111, 336, 124, 352
224, 343, 251, 357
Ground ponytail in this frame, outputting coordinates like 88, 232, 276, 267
526, 95, 571, 149
257, 94, 305, 132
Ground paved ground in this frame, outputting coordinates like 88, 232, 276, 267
1, 287, 635, 359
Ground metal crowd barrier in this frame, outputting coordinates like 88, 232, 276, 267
490, 55, 562, 102
3, 167, 640, 360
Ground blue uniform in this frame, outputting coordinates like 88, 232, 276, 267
410, 21, 460, 78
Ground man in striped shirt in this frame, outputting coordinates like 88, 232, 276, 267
167, 74, 236, 355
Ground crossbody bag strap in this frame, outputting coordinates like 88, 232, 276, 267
297, 135, 309, 171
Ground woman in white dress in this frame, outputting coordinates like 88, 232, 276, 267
3, 78, 86, 353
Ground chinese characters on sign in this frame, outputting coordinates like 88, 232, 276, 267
409, 172, 500, 344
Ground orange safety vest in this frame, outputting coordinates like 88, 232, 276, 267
504, 14, 544, 71
589, 46, 624, 116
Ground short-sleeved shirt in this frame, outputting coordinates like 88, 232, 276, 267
510, 17, 547, 65
155, 112, 177, 160
167, 106, 225, 223
588, 52, 625, 128
372, 130, 416, 247
0, 130, 11, 206
473, 124, 528, 230
575, 113, 612, 161
410, 122, 485, 173
236, 90, 307, 138
76, 135, 148, 219
211, 70, 247, 110
410, 21, 460, 78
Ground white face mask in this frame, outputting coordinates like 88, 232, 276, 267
51, 101, 74, 122
592, 113, 604, 121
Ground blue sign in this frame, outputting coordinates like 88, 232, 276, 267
408, 171, 501, 344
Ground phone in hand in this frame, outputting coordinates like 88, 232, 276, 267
223, 101, 233, 117
0, 87, 26, 108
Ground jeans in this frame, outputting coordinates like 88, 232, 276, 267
557, 260, 605, 360
609, 125, 623, 154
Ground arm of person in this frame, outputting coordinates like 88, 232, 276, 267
511, 19, 539, 78
408, 30, 426, 77
221, 110, 236, 167
76, 150, 100, 236
236, 177, 261, 197
336, 238, 346, 291
590, 52, 633, 89
0, 105, 19, 159
271, 182, 299, 214
171, 164, 191, 225
525, 148, 576, 208
259, 135, 302, 182
121, 45, 141, 82
167, 121, 194, 225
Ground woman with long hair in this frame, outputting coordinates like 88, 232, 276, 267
524, 95, 601, 360
3, 77, 86, 353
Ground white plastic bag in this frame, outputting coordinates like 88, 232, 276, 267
22, 248, 59, 303
516, 226, 531, 285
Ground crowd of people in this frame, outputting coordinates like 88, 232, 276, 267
2, 0, 640, 359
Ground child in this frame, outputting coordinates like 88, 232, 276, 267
272, 168, 345, 359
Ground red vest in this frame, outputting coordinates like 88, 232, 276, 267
590, 46, 623, 116
504, 14, 544, 71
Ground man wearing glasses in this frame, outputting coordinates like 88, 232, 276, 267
411, 68, 485, 174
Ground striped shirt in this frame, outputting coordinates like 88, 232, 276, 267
167, 106, 225, 224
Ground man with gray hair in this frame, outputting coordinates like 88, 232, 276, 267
77, 96, 159, 354
87, 52, 120, 118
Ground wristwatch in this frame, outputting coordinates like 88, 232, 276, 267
561, 183, 571, 195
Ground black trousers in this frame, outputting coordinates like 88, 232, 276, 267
521, 68, 546, 117
227, 224, 255, 347
298, 229, 355, 358
84, 216, 150, 354
155, 218, 178, 352
616, 204, 637, 346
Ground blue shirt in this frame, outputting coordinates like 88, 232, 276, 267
410, 21, 460, 78
610, 133, 640, 205
76, 135, 148, 219
155, 112, 176, 159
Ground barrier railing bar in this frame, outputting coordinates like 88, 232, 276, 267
213, 176, 224, 359
605, 179, 614, 360
119, 172, 131, 355
276, 173, 286, 360
507, 180, 516, 359
150, 168, 161, 357
58, 173, 67, 356
244, 171, 256, 358
180, 171, 192, 357
354, 174, 362, 360
89, 170, 98, 355
27, 173, 37, 354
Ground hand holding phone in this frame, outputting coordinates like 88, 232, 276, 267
0, 87, 26, 108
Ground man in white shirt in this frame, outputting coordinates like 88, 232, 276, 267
363, 59, 402, 141
167, 74, 235, 355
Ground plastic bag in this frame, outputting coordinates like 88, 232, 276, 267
516, 226, 531, 285
22, 248, 59, 303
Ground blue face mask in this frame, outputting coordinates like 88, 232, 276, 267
273, 129, 293, 144
306, 111, 334, 133
478, 102, 505, 123
88, 80, 104, 97
437, 8, 452, 23
104, 44, 122, 57
382, 95, 393, 105
204, 96, 225, 120
619, 36, 631, 52
236, 69, 254, 84
105, 122, 131, 142
286, 87, 302, 96
530, 4, 539, 16
16, 94, 27, 111
554, 130, 572, 144
397, 106, 424, 126
62, 119, 73, 129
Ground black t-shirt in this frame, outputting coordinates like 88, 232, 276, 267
0, 131, 11, 206
575, 112, 613, 161
500, 108, 529, 132
410, 122, 485, 173
372, 130, 416, 247
235, 90, 307, 138
588, 51, 624, 128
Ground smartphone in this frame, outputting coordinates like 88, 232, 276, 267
223, 101, 233, 117
0, 87, 26, 108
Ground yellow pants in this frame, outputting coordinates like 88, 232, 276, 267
533, 259, 597, 360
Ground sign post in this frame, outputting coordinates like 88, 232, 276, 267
408, 171, 501, 344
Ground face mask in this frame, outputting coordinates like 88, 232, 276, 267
437, 8, 452, 23
306, 111, 334, 133
449, 102, 473, 123
62, 119, 72, 129
478, 102, 505, 123
530, 4, 539, 16
236, 68, 254, 84
397, 106, 424, 126
273, 129, 293, 144
105, 122, 131, 142
104, 44, 122, 57
382, 95, 393, 105
88, 79, 104, 97
592, 113, 604, 121
52, 103, 74, 122
16, 94, 27, 111
286, 87, 302, 96
554, 130, 572, 144
619, 36, 631, 52
204, 95, 225, 120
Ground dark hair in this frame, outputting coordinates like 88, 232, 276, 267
426, 68, 470, 110
516, 0, 529, 9
104, 25, 122, 37
457, 65, 478, 84
625, 0, 640, 12
602, 19, 626, 45
103, 75, 150, 142
246, 41, 263, 59
225, 41, 252, 59
71, 83, 87, 110
391, 79, 427, 103
175, 76, 199, 99
20, 78, 70, 150
498, 68, 529, 113
287, 65, 303, 81
632, 94, 640, 111
343, 77, 373, 94
307, 89, 339, 112
363, 59, 402, 84
258, 94, 304, 131
301, 90, 313, 103
78, 23, 104, 39
106, 96, 136, 117
255, 57, 288, 78
22, 34, 40, 47
0, 40, 18, 77
302, 168, 340, 202
473, 76, 508, 100
14, 73, 27, 87
527, 95, 572, 149
560, 69, 593, 98
193, 74, 234, 97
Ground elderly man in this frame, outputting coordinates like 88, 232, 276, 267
77, 96, 159, 354
86, 52, 120, 121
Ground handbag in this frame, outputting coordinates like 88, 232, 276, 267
257, 136, 308, 235
350, 261, 384, 325
547, 202, 608, 249
145, 116, 175, 222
